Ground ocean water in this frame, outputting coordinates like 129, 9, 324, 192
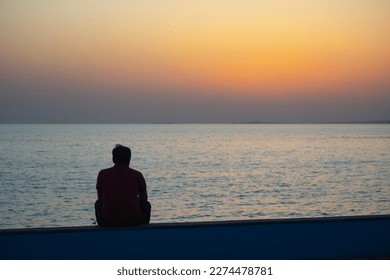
0, 124, 389, 229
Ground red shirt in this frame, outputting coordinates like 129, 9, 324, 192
96, 165, 148, 225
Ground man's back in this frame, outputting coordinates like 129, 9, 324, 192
97, 165, 148, 225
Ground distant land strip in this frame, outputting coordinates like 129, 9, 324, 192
231, 120, 390, 124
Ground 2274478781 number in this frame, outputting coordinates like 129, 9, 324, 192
209, 267, 273, 276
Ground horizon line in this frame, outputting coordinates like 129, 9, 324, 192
1, 120, 389, 125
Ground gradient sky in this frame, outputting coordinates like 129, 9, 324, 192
1, 0, 389, 123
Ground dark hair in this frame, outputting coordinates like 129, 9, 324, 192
112, 144, 131, 166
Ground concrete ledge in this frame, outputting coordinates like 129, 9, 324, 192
1, 214, 389, 260
1, 214, 388, 233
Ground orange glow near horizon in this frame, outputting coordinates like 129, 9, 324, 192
1, 0, 390, 99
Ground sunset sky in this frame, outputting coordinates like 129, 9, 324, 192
1, 0, 389, 123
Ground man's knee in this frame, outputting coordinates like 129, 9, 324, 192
95, 200, 103, 225
141, 201, 151, 212
139, 201, 151, 224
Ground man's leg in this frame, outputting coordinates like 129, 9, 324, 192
139, 201, 151, 225
95, 200, 103, 226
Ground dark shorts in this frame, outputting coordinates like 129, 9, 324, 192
95, 200, 151, 227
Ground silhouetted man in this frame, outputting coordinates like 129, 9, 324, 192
95, 144, 151, 226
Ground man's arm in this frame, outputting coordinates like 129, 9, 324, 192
96, 171, 103, 200
138, 173, 148, 202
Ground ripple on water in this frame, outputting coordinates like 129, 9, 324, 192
0, 124, 389, 228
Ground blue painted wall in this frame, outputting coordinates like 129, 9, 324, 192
1, 215, 389, 259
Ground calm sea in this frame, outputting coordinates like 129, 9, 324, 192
0, 124, 389, 229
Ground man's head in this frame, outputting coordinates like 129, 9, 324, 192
112, 144, 131, 166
